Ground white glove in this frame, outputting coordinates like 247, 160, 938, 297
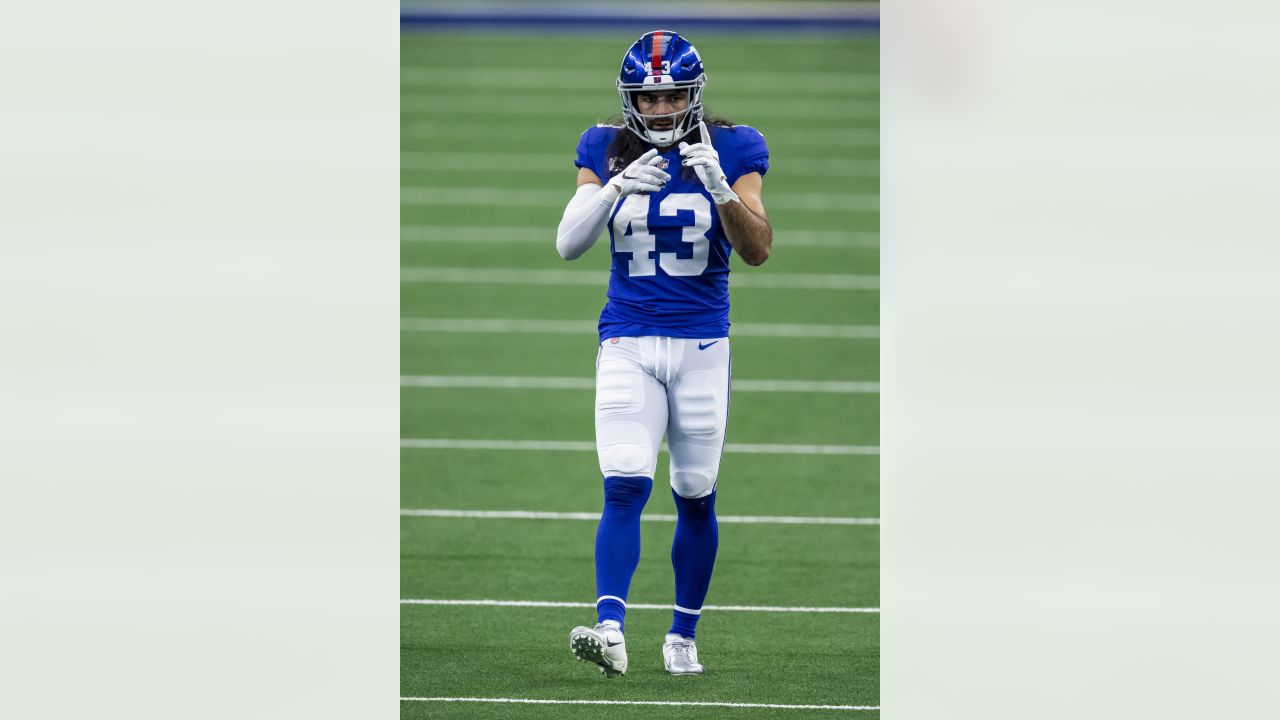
679, 140, 739, 205
609, 148, 670, 198
558, 149, 669, 260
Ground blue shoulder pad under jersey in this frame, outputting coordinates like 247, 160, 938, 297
710, 124, 769, 186
574, 124, 621, 182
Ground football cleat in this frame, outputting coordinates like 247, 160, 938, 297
617, 30, 706, 146
662, 633, 705, 675
570, 622, 628, 678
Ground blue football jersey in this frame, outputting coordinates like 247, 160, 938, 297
574, 124, 769, 342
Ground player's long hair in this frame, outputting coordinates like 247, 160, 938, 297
604, 112, 736, 181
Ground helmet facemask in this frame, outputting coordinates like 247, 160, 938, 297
618, 76, 706, 146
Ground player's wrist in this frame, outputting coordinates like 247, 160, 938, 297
602, 182, 623, 204
710, 188, 739, 206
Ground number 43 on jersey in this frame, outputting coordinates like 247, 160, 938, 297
612, 192, 713, 277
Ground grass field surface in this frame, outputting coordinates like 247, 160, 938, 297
402, 29, 879, 717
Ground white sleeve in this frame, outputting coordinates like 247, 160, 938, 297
556, 182, 621, 260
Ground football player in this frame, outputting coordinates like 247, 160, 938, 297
557, 30, 772, 678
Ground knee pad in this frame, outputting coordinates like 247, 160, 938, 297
602, 443, 650, 475
670, 469, 716, 499
598, 421, 656, 477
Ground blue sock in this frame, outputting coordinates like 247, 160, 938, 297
594, 476, 653, 633
669, 489, 718, 639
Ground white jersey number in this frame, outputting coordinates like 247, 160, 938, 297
612, 194, 656, 276
612, 193, 712, 277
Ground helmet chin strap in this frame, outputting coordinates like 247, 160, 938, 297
647, 128, 677, 145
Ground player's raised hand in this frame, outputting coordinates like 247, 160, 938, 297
679, 137, 737, 205
610, 148, 670, 198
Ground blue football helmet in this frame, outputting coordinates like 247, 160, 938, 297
617, 30, 706, 146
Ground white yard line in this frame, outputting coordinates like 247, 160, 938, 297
759, 379, 875, 395
400, 267, 879, 290
402, 438, 597, 451
401, 186, 879, 212
400, 598, 879, 614
765, 193, 880, 212
399, 317, 880, 339
400, 375, 878, 394
401, 225, 549, 243
400, 224, 880, 248
401, 508, 879, 526
401, 98, 879, 122
400, 438, 879, 455
404, 122, 881, 148
402, 375, 594, 390
401, 151, 880, 178
402, 32, 869, 47
727, 273, 879, 290
400, 697, 879, 711
772, 229, 880, 248
401, 187, 562, 206
773, 159, 881, 179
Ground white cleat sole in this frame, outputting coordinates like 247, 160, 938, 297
570, 628, 624, 678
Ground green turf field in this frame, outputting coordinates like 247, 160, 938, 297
402, 29, 879, 717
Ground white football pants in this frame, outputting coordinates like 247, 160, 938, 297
594, 336, 731, 499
